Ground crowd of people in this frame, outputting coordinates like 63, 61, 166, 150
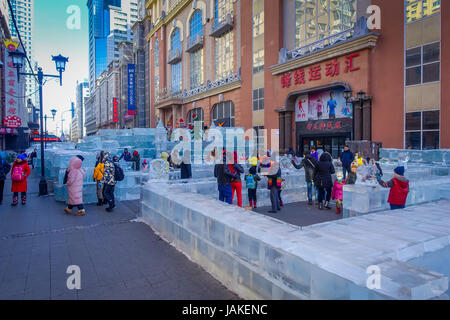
0, 144, 410, 216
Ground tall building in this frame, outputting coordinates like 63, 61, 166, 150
8, 0, 37, 111
71, 79, 90, 142
143, 0, 449, 154
87, 0, 138, 91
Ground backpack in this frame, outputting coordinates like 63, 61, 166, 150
114, 163, 124, 182
246, 174, 256, 189
11, 164, 25, 182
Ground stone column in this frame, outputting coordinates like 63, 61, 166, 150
279, 112, 285, 154
172, 105, 177, 128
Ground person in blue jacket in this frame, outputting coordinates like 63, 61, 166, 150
338, 145, 354, 180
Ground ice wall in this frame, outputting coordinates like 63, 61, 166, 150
139, 182, 449, 300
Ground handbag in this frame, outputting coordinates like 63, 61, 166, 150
63, 170, 69, 184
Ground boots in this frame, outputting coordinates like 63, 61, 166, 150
64, 207, 72, 214
249, 200, 253, 208
96, 199, 103, 206
11, 195, 18, 207
253, 201, 257, 209
75, 209, 85, 216
324, 201, 332, 210
318, 202, 324, 210
336, 208, 341, 214
21, 195, 26, 205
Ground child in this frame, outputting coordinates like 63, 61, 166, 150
378, 166, 409, 211
245, 157, 261, 209
10, 154, 31, 206
354, 152, 364, 167
346, 161, 358, 185
229, 151, 244, 207
64, 156, 86, 216
142, 159, 149, 172
331, 172, 345, 214
93, 152, 105, 206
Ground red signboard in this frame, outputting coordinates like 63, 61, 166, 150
281, 53, 361, 89
3, 115, 22, 128
113, 98, 118, 123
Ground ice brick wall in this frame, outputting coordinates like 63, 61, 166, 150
139, 183, 449, 300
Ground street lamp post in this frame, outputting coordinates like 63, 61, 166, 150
9, 51, 69, 196
43, 109, 57, 149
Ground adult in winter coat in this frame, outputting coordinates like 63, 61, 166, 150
267, 166, 282, 214
292, 151, 319, 205
310, 147, 319, 162
214, 150, 238, 204
314, 152, 335, 210
378, 166, 409, 210
0, 155, 11, 205
102, 152, 117, 212
338, 145, 354, 180
64, 157, 86, 216
131, 151, 141, 171
10, 154, 31, 206
93, 151, 105, 206
119, 148, 132, 161
229, 151, 244, 207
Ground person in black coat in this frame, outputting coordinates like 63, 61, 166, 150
0, 155, 11, 205
292, 151, 319, 205
314, 152, 335, 210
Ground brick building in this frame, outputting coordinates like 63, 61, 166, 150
143, 0, 447, 157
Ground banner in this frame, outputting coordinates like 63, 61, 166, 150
113, 98, 118, 123
4, 46, 25, 128
295, 87, 352, 122
127, 64, 136, 116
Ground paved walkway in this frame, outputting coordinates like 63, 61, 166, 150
0, 172, 238, 300
255, 201, 342, 227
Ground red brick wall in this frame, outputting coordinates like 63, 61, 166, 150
441, 1, 450, 148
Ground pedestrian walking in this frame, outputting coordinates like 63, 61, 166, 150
119, 148, 132, 162
314, 152, 335, 210
292, 151, 319, 205
378, 166, 409, 210
214, 150, 237, 204
0, 155, 11, 205
310, 147, 319, 162
331, 172, 346, 214
245, 157, 261, 209
64, 156, 86, 216
230, 151, 244, 207
93, 151, 105, 206
30, 149, 37, 169
338, 145, 354, 180
102, 152, 119, 212
10, 154, 31, 206
131, 150, 141, 171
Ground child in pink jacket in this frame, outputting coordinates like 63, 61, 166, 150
331, 172, 345, 214
64, 156, 86, 216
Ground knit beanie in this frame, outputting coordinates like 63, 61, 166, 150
394, 166, 405, 176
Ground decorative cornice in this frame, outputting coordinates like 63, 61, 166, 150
269, 34, 380, 75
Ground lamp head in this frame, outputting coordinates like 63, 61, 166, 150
51, 109, 57, 119
343, 89, 352, 101
52, 54, 69, 73
357, 90, 366, 100
8, 50, 25, 69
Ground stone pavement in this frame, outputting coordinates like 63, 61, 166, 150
254, 201, 342, 227
0, 172, 238, 300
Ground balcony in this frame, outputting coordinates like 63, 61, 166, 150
210, 14, 233, 38
186, 34, 204, 53
167, 49, 181, 65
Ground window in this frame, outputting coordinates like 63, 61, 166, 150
154, 38, 159, 91
214, 31, 234, 80
405, 42, 440, 86
215, 0, 233, 25
405, 110, 439, 149
254, 126, 265, 155
190, 9, 203, 40
190, 49, 203, 89
171, 29, 182, 94
405, 0, 441, 24
295, 0, 357, 48
253, 11, 264, 37
211, 101, 235, 127
187, 108, 204, 128
252, 88, 264, 111
252, 48, 264, 74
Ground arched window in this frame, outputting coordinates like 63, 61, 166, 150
214, 0, 233, 80
154, 38, 159, 91
189, 9, 204, 89
187, 108, 204, 128
170, 28, 182, 94
211, 101, 235, 127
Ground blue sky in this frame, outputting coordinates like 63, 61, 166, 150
34, 0, 89, 135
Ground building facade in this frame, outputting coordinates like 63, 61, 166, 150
142, 0, 448, 156
71, 79, 90, 142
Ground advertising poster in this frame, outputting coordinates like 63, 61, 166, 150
295, 87, 352, 122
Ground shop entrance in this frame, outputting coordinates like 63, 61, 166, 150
300, 135, 350, 159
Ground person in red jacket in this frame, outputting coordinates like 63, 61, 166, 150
10, 154, 31, 206
378, 166, 409, 210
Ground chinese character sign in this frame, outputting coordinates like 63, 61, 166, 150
295, 87, 352, 122
127, 64, 136, 116
295, 95, 309, 122
113, 98, 118, 123
3, 51, 25, 128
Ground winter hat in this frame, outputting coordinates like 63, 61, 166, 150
249, 157, 258, 167
133, 151, 139, 156
394, 166, 405, 176
18, 154, 27, 161
336, 172, 344, 181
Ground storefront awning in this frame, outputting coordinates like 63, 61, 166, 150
0, 128, 18, 135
